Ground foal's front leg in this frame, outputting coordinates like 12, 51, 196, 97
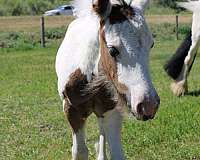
96, 118, 108, 160
101, 109, 124, 160
63, 100, 88, 160
71, 128, 88, 160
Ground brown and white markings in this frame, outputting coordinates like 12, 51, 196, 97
55, 0, 160, 159
164, 1, 200, 96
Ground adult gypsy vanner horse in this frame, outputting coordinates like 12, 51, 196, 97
56, 0, 160, 159
164, 0, 200, 96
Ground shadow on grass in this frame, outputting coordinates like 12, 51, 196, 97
186, 90, 200, 97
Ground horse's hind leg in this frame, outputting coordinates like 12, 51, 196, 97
171, 75, 188, 97
63, 99, 88, 160
171, 36, 200, 96
171, 61, 188, 96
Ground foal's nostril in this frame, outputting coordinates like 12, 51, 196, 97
136, 102, 145, 115
133, 95, 160, 121
142, 115, 154, 121
142, 115, 150, 121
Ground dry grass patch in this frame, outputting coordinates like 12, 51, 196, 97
147, 15, 192, 24
0, 16, 74, 32
0, 15, 192, 32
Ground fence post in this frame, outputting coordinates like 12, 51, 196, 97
40, 16, 45, 47
176, 15, 179, 40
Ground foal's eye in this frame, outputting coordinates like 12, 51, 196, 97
107, 46, 120, 57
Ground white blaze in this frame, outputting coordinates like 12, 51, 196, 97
104, 7, 155, 105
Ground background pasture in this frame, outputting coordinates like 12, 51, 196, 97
0, 0, 188, 16
0, 14, 200, 160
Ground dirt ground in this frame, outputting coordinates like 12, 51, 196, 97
0, 16, 74, 32
0, 15, 192, 32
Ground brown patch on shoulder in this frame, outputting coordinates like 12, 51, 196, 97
63, 69, 94, 132
63, 97, 92, 133
109, 5, 134, 24
64, 68, 86, 91
63, 68, 89, 105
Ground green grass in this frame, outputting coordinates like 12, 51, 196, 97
0, 23, 191, 50
0, 39, 200, 159
146, 3, 176, 15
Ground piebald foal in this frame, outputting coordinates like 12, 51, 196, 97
164, 0, 200, 96
56, 0, 160, 159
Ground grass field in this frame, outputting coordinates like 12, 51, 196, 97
0, 16, 200, 160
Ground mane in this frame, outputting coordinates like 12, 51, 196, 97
72, 0, 134, 18
109, 4, 134, 24
72, 0, 94, 18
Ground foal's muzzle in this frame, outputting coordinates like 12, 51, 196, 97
131, 94, 160, 121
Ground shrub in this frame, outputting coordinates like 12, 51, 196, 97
178, 25, 191, 35
0, 24, 191, 50
0, 0, 70, 16
45, 27, 66, 39
150, 23, 191, 41
0, 27, 66, 50
154, 0, 185, 10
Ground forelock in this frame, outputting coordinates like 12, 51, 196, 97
109, 4, 134, 24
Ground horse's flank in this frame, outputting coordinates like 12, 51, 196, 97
165, 1, 200, 96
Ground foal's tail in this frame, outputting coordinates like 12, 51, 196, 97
164, 31, 192, 80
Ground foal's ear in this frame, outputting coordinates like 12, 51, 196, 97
131, 0, 149, 13
93, 0, 112, 20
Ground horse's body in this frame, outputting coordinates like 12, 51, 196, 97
164, 0, 200, 96
56, 0, 160, 159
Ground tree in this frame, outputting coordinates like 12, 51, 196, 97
155, 0, 184, 9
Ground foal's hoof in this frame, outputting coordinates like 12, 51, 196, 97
95, 142, 108, 160
170, 81, 188, 96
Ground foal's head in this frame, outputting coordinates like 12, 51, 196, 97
93, 0, 160, 121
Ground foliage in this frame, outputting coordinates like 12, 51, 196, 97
0, 23, 191, 50
153, 0, 186, 10
150, 23, 190, 41
0, 27, 66, 50
0, 0, 70, 16
146, 3, 177, 15
0, 32, 40, 49
45, 27, 66, 39
0, 0, 187, 16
